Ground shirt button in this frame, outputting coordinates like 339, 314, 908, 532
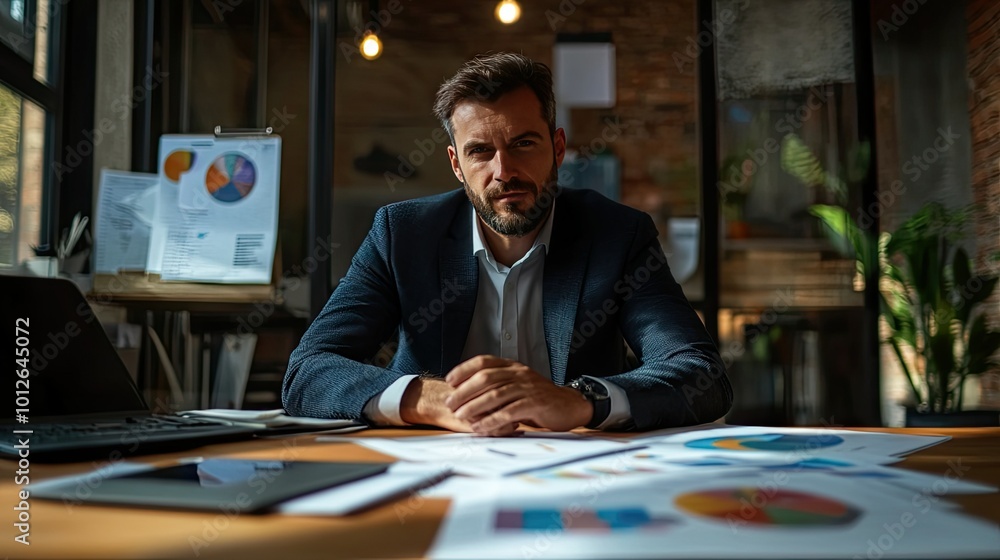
504, 331, 512, 340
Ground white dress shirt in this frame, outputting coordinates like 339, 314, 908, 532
363, 201, 632, 429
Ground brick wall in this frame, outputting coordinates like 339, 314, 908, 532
967, 0, 999, 272
966, 0, 1000, 406
335, 0, 700, 217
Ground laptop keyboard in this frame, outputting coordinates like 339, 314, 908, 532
0, 415, 258, 462
30, 416, 234, 440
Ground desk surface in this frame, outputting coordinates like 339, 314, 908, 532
4, 427, 999, 559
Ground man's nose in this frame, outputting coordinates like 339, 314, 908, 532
491, 150, 517, 184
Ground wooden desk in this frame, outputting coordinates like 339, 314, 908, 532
4, 428, 998, 559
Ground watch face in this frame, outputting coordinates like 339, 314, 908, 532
571, 378, 608, 400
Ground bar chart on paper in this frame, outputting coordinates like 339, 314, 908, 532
495, 508, 679, 532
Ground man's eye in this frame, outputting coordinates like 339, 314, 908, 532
514, 140, 535, 148
469, 147, 489, 155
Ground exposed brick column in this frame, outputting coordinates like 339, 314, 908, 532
967, 0, 1000, 407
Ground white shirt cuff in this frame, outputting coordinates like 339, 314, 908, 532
584, 376, 633, 430
362, 374, 418, 426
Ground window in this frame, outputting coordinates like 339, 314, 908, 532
0, 84, 44, 266
0, 0, 60, 267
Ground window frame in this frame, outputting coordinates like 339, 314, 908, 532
0, 0, 64, 257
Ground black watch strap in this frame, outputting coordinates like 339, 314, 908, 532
586, 394, 612, 429
570, 377, 612, 429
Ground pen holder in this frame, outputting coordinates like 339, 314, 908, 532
25, 256, 59, 277
59, 248, 90, 275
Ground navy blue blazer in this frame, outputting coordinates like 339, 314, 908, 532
283, 187, 732, 431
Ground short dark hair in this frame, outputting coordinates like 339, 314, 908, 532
432, 52, 556, 145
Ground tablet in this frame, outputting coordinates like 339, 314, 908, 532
33, 459, 388, 513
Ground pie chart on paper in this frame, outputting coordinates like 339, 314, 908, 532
206, 153, 256, 202
675, 487, 861, 526
163, 150, 195, 182
684, 434, 844, 452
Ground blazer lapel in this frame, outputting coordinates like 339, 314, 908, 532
543, 201, 590, 386
439, 203, 478, 373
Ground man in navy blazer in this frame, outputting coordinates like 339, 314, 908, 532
283, 53, 732, 434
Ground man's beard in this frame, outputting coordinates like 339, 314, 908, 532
464, 162, 558, 237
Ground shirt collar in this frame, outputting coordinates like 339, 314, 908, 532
470, 198, 555, 261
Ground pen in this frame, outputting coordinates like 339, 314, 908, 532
486, 448, 516, 457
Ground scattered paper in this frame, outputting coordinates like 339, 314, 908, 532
635, 425, 949, 459
515, 446, 993, 496
338, 433, 644, 477
94, 169, 159, 273
429, 472, 999, 559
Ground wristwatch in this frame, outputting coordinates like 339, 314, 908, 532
569, 377, 611, 429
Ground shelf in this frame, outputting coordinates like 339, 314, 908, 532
722, 238, 840, 253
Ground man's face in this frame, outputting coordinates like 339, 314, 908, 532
447, 86, 566, 237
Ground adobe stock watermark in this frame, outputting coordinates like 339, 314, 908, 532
854, 126, 958, 230
854, 458, 972, 559
187, 439, 305, 556
717, 87, 833, 203
722, 420, 856, 534
876, 0, 930, 41
0, 0, 72, 58
205, 0, 249, 20
673, 0, 751, 73
544, 0, 587, 31
568, 243, 668, 353
54, 66, 169, 179
234, 234, 340, 336
369, 277, 467, 368
558, 116, 628, 185
384, 126, 451, 192
517, 453, 648, 558
339, 0, 413, 63
60, 396, 180, 513
718, 288, 795, 368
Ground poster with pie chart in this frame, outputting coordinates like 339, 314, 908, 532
206, 153, 256, 202
150, 134, 280, 282
675, 487, 861, 527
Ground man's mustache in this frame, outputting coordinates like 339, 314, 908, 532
489, 180, 536, 198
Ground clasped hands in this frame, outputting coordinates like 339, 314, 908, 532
400, 355, 593, 436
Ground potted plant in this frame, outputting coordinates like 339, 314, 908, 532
718, 154, 753, 239
810, 202, 1000, 426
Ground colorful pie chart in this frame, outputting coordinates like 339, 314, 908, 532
163, 150, 195, 182
684, 434, 844, 452
206, 153, 256, 202
675, 488, 861, 526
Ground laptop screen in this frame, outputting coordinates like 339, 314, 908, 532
2, 275, 148, 420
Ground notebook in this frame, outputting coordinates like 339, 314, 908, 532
0, 274, 259, 462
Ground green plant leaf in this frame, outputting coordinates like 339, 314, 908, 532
952, 247, 972, 295
957, 276, 999, 327
966, 314, 1000, 375
846, 141, 871, 184
781, 134, 826, 188
928, 328, 955, 412
882, 290, 917, 347
809, 204, 857, 257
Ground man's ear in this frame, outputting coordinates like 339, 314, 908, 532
553, 128, 567, 168
447, 145, 465, 183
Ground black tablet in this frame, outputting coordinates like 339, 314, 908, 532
33, 459, 388, 513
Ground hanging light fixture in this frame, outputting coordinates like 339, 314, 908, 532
495, 0, 521, 24
358, 0, 384, 60
360, 31, 382, 60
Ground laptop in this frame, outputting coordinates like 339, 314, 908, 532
1, 274, 259, 462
